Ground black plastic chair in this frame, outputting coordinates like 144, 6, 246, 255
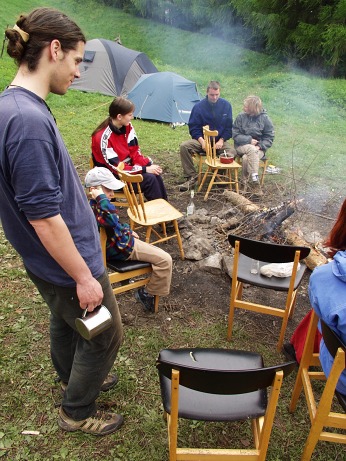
157, 347, 296, 460
227, 234, 310, 351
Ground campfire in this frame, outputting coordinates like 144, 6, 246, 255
180, 190, 327, 271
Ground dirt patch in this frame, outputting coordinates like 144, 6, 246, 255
116, 175, 342, 344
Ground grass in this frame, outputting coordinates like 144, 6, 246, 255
1, 1, 346, 460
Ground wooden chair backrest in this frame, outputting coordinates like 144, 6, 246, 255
157, 348, 295, 395
116, 166, 147, 222
228, 233, 311, 263
99, 226, 107, 267
203, 125, 218, 166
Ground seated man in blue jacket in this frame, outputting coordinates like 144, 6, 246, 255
178, 80, 236, 192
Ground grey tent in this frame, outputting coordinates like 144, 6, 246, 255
70, 38, 158, 97
127, 72, 202, 124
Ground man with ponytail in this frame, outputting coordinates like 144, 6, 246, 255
0, 8, 124, 436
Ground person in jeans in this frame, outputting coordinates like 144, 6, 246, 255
85, 167, 172, 312
0, 7, 124, 436
232, 95, 275, 196
178, 80, 236, 191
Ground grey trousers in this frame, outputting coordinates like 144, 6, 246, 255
179, 138, 236, 178
26, 268, 123, 420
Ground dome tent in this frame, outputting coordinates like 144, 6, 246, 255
70, 38, 158, 97
127, 71, 202, 124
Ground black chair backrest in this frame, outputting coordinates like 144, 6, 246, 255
228, 234, 310, 263
321, 320, 346, 362
156, 348, 296, 395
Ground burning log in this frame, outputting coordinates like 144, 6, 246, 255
222, 199, 297, 240
221, 193, 327, 270
258, 202, 296, 239
223, 190, 259, 213
283, 230, 328, 270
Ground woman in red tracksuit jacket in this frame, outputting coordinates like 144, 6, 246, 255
91, 97, 167, 201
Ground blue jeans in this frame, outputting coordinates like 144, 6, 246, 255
26, 268, 123, 420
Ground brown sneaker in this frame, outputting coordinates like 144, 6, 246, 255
58, 407, 123, 436
61, 373, 118, 394
178, 176, 197, 192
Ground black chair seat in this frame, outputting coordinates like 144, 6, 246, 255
107, 258, 150, 273
236, 254, 307, 292
157, 348, 295, 421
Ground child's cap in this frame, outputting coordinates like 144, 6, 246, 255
85, 167, 125, 190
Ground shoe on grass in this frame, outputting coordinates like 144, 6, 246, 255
135, 287, 155, 312
178, 176, 197, 192
58, 407, 123, 436
61, 373, 118, 394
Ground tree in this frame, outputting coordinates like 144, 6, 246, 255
230, 0, 346, 75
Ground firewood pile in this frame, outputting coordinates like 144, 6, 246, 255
222, 190, 328, 270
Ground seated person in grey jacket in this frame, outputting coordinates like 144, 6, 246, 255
233, 95, 275, 194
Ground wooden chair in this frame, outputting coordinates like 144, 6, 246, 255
235, 154, 269, 186
156, 347, 296, 461
197, 125, 241, 200
227, 234, 311, 351
89, 155, 130, 208
99, 227, 159, 312
117, 167, 185, 260
192, 151, 206, 185
289, 310, 346, 460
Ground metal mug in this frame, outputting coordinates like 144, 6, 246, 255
75, 304, 112, 340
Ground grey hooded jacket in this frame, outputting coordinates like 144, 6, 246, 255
232, 110, 274, 152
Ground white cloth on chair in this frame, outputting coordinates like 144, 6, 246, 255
260, 262, 300, 278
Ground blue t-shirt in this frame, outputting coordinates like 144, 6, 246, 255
0, 87, 104, 286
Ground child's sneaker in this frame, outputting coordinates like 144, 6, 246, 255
135, 287, 155, 312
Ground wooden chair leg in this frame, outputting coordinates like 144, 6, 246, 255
234, 169, 239, 193
168, 370, 179, 461
204, 168, 218, 201
227, 281, 241, 341
145, 225, 153, 243
197, 167, 210, 192
277, 310, 290, 352
227, 301, 236, 341
173, 220, 185, 260
154, 295, 160, 313
197, 156, 204, 185
289, 290, 298, 319
260, 159, 268, 186
289, 312, 319, 413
